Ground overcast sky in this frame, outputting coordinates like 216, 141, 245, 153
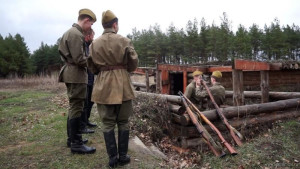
1, 0, 299, 53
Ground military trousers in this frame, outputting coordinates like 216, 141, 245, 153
66, 83, 87, 120
80, 84, 94, 128
97, 100, 133, 132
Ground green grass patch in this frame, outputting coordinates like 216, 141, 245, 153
0, 89, 161, 169
202, 120, 300, 169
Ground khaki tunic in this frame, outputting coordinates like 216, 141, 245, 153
184, 81, 204, 106
88, 28, 138, 104
196, 82, 225, 108
58, 23, 87, 84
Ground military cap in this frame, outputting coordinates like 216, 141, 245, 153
192, 70, 203, 77
102, 10, 117, 24
212, 71, 222, 78
79, 8, 97, 22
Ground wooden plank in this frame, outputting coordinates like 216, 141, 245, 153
145, 69, 149, 92
156, 68, 161, 93
233, 59, 270, 71
269, 63, 282, 70
161, 70, 169, 94
133, 67, 156, 75
207, 66, 232, 72
158, 64, 207, 73
260, 70, 269, 103
232, 69, 244, 106
183, 71, 187, 93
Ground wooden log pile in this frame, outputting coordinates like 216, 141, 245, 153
132, 82, 156, 92
136, 91, 300, 148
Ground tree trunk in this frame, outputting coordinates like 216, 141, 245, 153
225, 91, 300, 100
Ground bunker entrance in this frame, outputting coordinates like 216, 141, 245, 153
170, 72, 183, 95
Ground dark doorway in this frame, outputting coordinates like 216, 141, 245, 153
170, 72, 183, 95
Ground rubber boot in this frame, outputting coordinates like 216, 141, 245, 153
70, 117, 96, 154
103, 130, 118, 168
118, 130, 130, 165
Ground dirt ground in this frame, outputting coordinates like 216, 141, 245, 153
1, 76, 300, 169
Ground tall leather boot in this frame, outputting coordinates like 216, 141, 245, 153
70, 117, 96, 154
103, 130, 118, 168
118, 130, 130, 165
67, 117, 88, 147
67, 117, 71, 147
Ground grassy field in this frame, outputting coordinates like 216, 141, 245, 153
0, 76, 299, 169
0, 76, 161, 169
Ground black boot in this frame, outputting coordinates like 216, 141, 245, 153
67, 117, 71, 147
70, 117, 96, 154
79, 127, 95, 134
118, 130, 130, 166
87, 121, 97, 127
67, 118, 88, 147
67, 138, 88, 148
103, 130, 118, 168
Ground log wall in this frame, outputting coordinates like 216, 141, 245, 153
221, 70, 300, 91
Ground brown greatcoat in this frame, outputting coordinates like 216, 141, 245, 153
58, 23, 87, 84
88, 28, 138, 104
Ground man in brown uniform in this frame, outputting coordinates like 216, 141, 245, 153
88, 10, 138, 168
196, 71, 225, 109
58, 9, 96, 154
184, 70, 205, 109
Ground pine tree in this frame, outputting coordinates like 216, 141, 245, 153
249, 24, 263, 60
234, 24, 252, 59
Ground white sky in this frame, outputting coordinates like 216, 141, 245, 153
0, 0, 299, 53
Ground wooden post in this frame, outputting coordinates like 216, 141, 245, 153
156, 70, 161, 93
260, 70, 269, 103
156, 64, 161, 93
145, 69, 149, 92
232, 69, 244, 106
183, 71, 187, 93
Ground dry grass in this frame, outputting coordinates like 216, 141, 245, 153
0, 74, 65, 91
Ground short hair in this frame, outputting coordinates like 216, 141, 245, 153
102, 18, 118, 29
212, 76, 221, 82
84, 28, 94, 36
78, 14, 93, 21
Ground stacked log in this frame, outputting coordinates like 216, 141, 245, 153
133, 82, 156, 92
136, 91, 300, 104
136, 91, 300, 148
270, 61, 300, 70
225, 91, 300, 100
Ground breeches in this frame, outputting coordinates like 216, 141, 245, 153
66, 83, 87, 119
97, 100, 133, 132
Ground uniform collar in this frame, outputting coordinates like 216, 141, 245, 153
72, 23, 83, 33
213, 82, 221, 86
103, 28, 116, 34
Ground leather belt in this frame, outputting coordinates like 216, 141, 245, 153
100, 65, 126, 71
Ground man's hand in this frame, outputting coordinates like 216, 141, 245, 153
196, 78, 201, 87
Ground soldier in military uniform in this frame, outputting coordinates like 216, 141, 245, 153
88, 10, 138, 168
79, 28, 96, 134
58, 8, 96, 154
196, 71, 225, 109
184, 70, 205, 110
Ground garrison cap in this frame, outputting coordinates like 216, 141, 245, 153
79, 8, 97, 22
192, 70, 203, 77
212, 71, 222, 78
102, 10, 117, 24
